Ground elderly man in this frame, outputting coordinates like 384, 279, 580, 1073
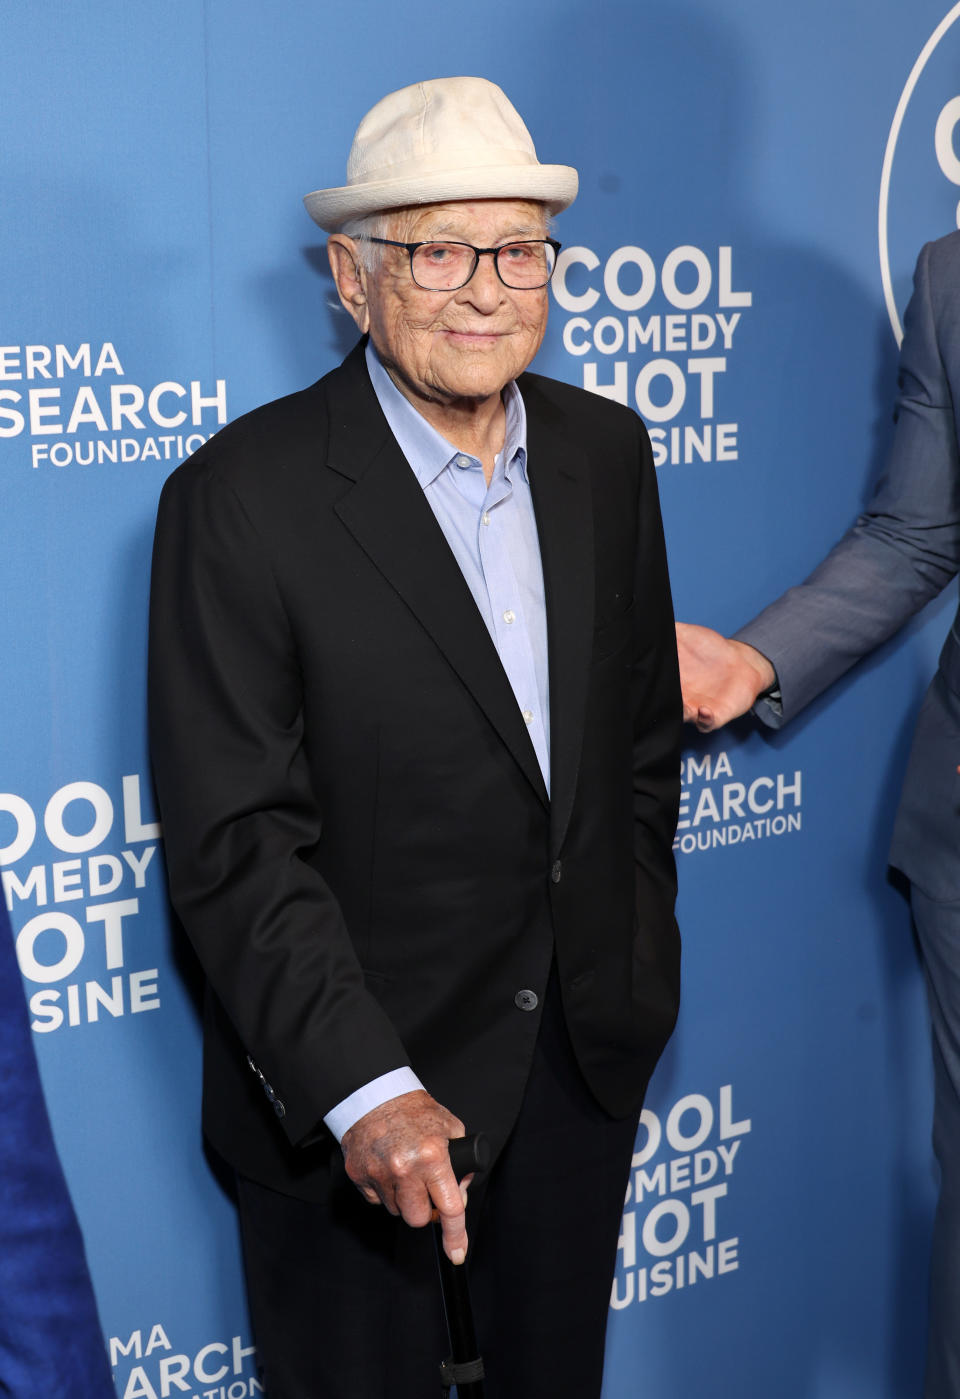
149, 77, 681, 1399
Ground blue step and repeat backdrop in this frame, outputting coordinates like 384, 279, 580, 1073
3, 2, 959, 1395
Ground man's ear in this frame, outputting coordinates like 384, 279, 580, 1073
327, 236, 370, 334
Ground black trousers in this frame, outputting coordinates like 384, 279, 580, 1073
236, 974, 639, 1399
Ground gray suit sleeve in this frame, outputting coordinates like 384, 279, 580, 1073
736, 236, 960, 728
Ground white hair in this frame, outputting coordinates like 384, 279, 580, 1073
337, 211, 397, 271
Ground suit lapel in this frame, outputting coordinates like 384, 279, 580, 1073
326, 347, 549, 808
523, 382, 595, 854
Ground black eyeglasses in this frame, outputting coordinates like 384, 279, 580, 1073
359, 236, 562, 291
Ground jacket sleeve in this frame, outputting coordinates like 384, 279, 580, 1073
632, 418, 683, 895
148, 459, 410, 1146
626, 413, 682, 1055
736, 238, 960, 727
0, 902, 114, 1398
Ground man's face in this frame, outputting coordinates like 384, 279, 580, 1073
346, 199, 551, 411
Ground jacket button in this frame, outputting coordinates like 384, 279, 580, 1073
550, 860, 563, 884
273, 1100, 286, 1119
515, 989, 538, 1011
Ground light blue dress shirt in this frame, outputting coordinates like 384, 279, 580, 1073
323, 342, 551, 1142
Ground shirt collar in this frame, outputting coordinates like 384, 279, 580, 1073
365, 340, 528, 489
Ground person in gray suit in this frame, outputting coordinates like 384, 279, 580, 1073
677, 230, 960, 1399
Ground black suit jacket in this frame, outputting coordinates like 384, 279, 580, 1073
149, 342, 681, 1199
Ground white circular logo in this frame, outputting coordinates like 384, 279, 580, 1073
879, 3, 960, 343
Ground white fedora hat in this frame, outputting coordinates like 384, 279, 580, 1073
304, 76, 578, 231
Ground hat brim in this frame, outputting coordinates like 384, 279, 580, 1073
303, 163, 578, 231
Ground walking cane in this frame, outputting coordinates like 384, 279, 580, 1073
434, 1133, 491, 1398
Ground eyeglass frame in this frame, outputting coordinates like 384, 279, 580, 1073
355, 235, 563, 291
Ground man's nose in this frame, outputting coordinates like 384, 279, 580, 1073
461, 251, 504, 308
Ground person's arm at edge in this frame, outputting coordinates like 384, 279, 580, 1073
676, 238, 960, 734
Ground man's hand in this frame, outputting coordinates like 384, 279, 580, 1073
676, 623, 776, 733
341, 1089, 470, 1264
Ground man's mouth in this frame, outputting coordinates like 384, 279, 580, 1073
442, 328, 508, 343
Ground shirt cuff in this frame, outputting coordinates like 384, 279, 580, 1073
752, 683, 783, 727
323, 1067, 426, 1142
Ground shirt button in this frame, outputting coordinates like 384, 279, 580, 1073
551, 860, 563, 884
503, 609, 516, 624
482, 512, 490, 526
456, 454, 471, 469
515, 989, 538, 1011
522, 709, 533, 725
